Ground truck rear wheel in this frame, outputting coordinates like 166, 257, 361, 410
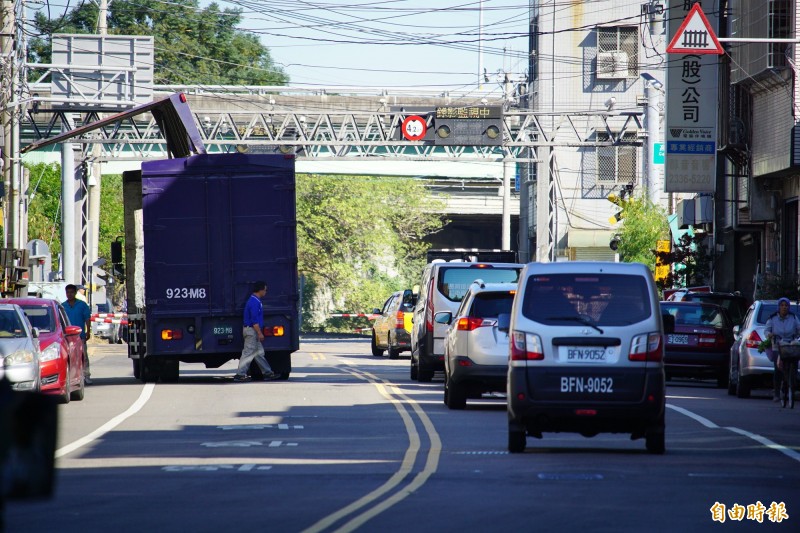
132, 360, 141, 380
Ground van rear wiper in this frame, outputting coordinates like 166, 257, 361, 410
547, 315, 604, 334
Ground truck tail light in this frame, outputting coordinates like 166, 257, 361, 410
264, 326, 284, 337
161, 329, 183, 340
395, 311, 405, 329
629, 332, 662, 361
510, 330, 543, 360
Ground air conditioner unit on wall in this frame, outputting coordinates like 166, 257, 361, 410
597, 51, 629, 80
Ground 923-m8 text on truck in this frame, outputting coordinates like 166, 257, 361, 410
124, 153, 300, 382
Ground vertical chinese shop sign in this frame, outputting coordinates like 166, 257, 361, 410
665, 1, 721, 193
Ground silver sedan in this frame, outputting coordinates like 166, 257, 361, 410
0, 302, 41, 391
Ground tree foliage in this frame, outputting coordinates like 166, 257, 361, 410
296, 174, 446, 329
616, 197, 670, 271
24, 165, 446, 331
28, 1, 288, 85
25, 163, 125, 264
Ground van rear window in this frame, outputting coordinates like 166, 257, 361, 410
522, 273, 651, 326
438, 267, 521, 302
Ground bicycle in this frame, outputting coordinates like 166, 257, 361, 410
776, 341, 800, 409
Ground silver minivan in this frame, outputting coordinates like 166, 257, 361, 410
411, 261, 523, 382
507, 262, 666, 454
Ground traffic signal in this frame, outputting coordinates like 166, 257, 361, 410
607, 193, 626, 224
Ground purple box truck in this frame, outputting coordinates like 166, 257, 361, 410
123, 153, 299, 382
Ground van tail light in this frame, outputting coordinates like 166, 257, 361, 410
510, 330, 543, 360
629, 332, 662, 362
425, 277, 435, 332
395, 311, 405, 329
745, 330, 762, 349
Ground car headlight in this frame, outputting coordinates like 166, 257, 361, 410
4, 350, 35, 366
40, 343, 60, 362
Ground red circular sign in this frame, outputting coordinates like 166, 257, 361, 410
401, 115, 427, 141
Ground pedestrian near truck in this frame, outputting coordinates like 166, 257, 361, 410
234, 281, 278, 382
63, 284, 93, 385
764, 297, 800, 402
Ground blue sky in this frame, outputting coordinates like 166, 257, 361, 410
205, 1, 531, 91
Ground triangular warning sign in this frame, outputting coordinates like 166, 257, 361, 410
666, 3, 724, 55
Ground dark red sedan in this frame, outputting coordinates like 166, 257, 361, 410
660, 301, 735, 388
4, 297, 86, 403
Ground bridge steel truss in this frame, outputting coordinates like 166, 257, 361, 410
21, 106, 643, 262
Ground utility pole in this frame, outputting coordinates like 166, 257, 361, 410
1, 0, 15, 248
502, 73, 513, 250
87, 0, 108, 290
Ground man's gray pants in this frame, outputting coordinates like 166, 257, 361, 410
236, 327, 273, 377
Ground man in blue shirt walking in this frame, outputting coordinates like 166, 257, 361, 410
63, 283, 93, 385
234, 281, 278, 382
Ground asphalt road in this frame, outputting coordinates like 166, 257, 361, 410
5, 338, 799, 532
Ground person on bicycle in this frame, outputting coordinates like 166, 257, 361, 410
765, 297, 800, 402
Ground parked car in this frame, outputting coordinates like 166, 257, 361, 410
436, 281, 516, 409
507, 262, 666, 454
660, 301, 735, 388
371, 289, 416, 359
411, 261, 523, 382
665, 291, 749, 326
5, 297, 85, 403
0, 302, 42, 392
728, 300, 800, 398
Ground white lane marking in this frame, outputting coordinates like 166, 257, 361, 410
268, 440, 283, 447
56, 383, 156, 458
666, 404, 719, 428
725, 426, 800, 464
202, 441, 263, 448
667, 403, 800, 464
239, 464, 256, 472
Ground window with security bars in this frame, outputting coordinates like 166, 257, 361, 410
596, 132, 637, 184
597, 26, 638, 77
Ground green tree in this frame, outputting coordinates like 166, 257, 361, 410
28, 1, 288, 85
25, 163, 124, 268
616, 196, 670, 271
296, 174, 446, 330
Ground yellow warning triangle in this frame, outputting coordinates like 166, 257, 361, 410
667, 3, 724, 55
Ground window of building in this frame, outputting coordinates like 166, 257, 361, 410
596, 26, 638, 79
596, 132, 637, 184
769, 0, 791, 68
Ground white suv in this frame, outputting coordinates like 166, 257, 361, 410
507, 262, 666, 454
435, 281, 517, 409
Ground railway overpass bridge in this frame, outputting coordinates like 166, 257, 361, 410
20, 86, 521, 250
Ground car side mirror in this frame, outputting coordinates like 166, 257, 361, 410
65, 325, 82, 337
372, 308, 381, 315
497, 313, 510, 332
434, 312, 452, 325
732, 325, 740, 338
662, 312, 675, 334
31, 327, 39, 339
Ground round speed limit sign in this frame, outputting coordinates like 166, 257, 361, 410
401, 115, 427, 141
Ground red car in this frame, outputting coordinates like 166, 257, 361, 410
660, 301, 736, 388
4, 298, 86, 403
